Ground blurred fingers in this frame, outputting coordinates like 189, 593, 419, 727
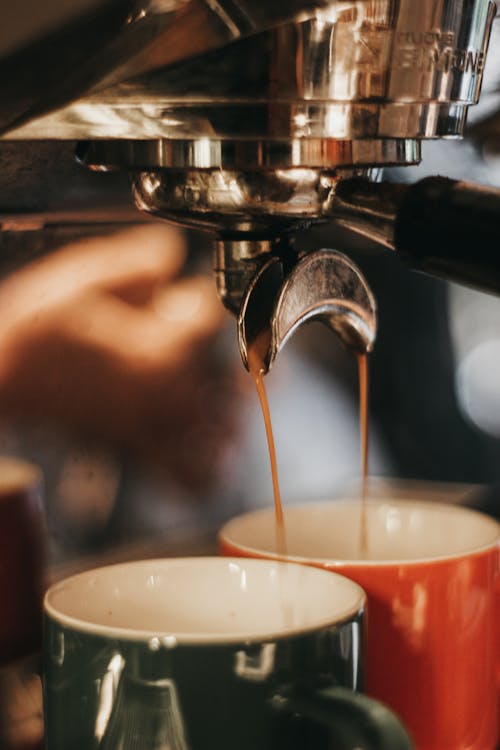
64, 275, 228, 373
0, 225, 187, 326
50, 224, 188, 301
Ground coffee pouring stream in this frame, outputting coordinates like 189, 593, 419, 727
235, 246, 376, 555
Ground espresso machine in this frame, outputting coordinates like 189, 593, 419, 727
1, 5, 500, 748
1, 0, 499, 372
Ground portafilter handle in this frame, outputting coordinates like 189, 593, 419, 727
333, 176, 500, 296
238, 250, 377, 374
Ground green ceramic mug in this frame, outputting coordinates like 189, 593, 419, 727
43, 557, 412, 750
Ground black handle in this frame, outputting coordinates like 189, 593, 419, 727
274, 685, 414, 750
395, 176, 500, 294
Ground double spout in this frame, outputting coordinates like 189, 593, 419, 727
237, 249, 377, 373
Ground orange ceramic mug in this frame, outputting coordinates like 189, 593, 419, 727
219, 500, 500, 750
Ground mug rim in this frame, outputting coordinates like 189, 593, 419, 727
44, 556, 366, 644
218, 498, 500, 567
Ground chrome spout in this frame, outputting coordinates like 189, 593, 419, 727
238, 249, 377, 373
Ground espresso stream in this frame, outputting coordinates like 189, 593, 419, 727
248, 334, 370, 559
357, 353, 369, 557
247, 333, 287, 557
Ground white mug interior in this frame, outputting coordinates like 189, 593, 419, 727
219, 500, 500, 565
44, 557, 365, 643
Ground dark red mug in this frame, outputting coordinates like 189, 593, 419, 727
0, 457, 45, 750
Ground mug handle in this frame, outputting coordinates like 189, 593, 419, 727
273, 685, 414, 750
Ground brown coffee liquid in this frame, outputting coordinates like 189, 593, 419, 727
357, 352, 369, 556
247, 332, 287, 557
248, 334, 369, 561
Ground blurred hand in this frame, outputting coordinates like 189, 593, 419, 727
0, 224, 244, 489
